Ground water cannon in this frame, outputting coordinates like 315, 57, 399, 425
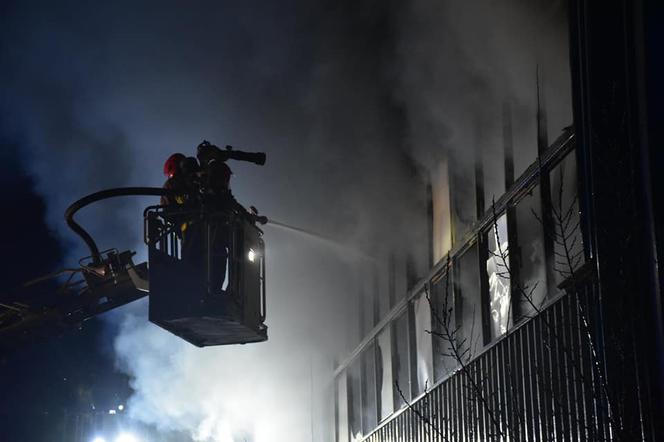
197, 140, 266, 166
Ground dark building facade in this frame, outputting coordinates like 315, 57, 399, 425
332, 0, 664, 440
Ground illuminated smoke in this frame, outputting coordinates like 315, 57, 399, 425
114, 232, 357, 441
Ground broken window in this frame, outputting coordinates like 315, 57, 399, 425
486, 213, 512, 339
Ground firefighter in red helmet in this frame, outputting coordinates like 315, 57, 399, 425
163, 153, 186, 179
161, 153, 188, 206
161, 143, 266, 295
160, 152, 204, 254
161, 153, 202, 205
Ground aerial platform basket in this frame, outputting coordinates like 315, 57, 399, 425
145, 205, 267, 347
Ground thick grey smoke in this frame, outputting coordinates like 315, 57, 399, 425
395, 0, 571, 185
1, 0, 571, 440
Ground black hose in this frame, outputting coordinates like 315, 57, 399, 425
64, 187, 172, 264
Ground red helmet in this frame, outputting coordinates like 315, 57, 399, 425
164, 153, 186, 178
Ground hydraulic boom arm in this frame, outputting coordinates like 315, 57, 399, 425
0, 188, 171, 350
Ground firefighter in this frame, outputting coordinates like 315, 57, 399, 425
196, 142, 267, 224
163, 144, 266, 295
162, 153, 204, 204
202, 160, 241, 212
161, 153, 188, 206
196, 146, 265, 294
180, 156, 202, 190
161, 153, 204, 266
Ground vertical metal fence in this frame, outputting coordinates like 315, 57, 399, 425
363, 278, 614, 442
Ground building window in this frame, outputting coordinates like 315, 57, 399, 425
450, 154, 477, 244
376, 327, 393, 421
549, 151, 583, 287
431, 270, 458, 382
514, 184, 549, 318
347, 358, 362, 441
486, 213, 512, 339
455, 242, 483, 359
411, 290, 433, 396
360, 343, 377, 435
392, 310, 410, 410
432, 159, 453, 263
336, 372, 349, 442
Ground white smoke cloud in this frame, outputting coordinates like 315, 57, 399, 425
114, 314, 310, 442
113, 232, 360, 442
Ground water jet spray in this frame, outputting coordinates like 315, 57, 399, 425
265, 219, 373, 262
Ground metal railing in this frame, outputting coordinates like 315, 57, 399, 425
363, 271, 611, 441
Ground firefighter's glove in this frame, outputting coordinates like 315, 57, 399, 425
254, 215, 268, 225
